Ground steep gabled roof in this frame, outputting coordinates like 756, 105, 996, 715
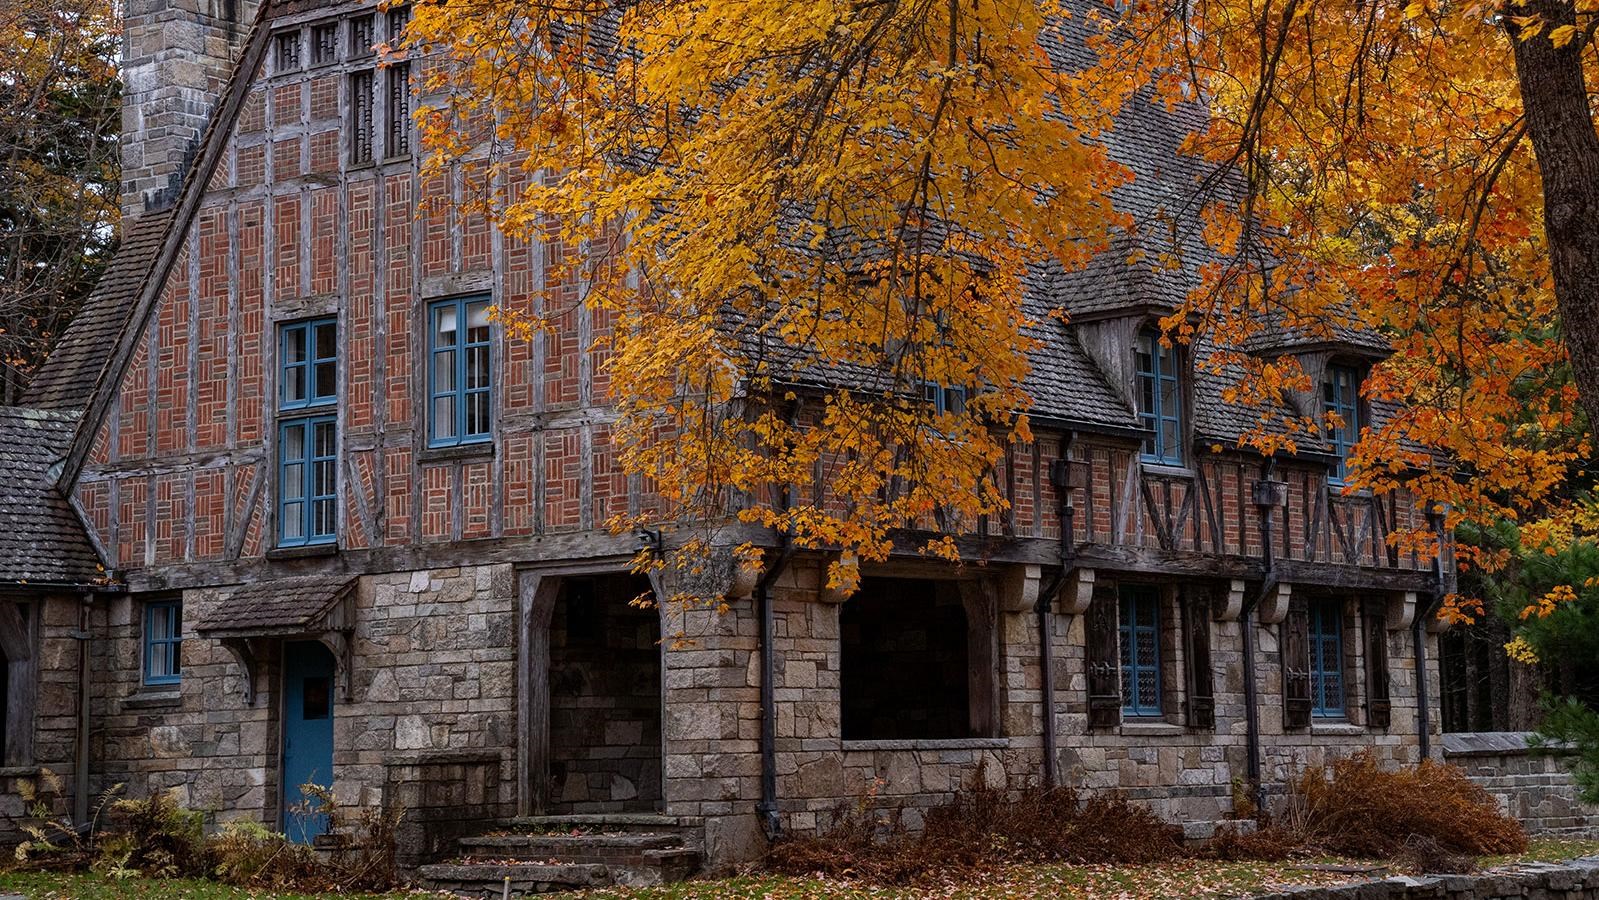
23, 210, 176, 411
0, 407, 105, 585
34, 1, 273, 493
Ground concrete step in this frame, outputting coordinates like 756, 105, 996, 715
416, 861, 611, 897
500, 813, 689, 834
459, 831, 685, 861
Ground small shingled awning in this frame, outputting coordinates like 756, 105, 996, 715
194, 575, 357, 705
193, 574, 356, 638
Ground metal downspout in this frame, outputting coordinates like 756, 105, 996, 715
1415, 508, 1449, 760
755, 544, 793, 841
73, 592, 93, 827
1034, 450, 1079, 789
1244, 457, 1281, 819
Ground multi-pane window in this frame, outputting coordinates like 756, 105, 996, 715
428, 297, 493, 447
275, 31, 302, 73
1118, 585, 1161, 717
350, 71, 374, 164
278, 318, 338, 547
386, 61, 412, 157
1309, 598, 1345, 717
144, 600, 182, 686
349, 14, 375, 57
1322, 364, 1360, 484
921, 382, 968, 416
279, 416, 338, 546
1135, 329, 1183, 465
280, 318, 338, 409
312, 22, 339, 64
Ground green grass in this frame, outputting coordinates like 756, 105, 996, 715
0, 871, 416, 899
2, 839, 1595, 900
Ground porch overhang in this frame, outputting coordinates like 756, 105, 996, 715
193, 575, 357, 705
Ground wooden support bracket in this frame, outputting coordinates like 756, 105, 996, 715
219, 637, 258, 705
1257, 582, 1292, 625
1000, 564, 1041, 613
1387, 591, 1417, 631
1215, 579, 1246, 621
1059, 567, 1095, 615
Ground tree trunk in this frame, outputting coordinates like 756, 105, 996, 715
1510, 0, 1599, 430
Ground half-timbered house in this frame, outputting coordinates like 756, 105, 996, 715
0, 0, 1478, 885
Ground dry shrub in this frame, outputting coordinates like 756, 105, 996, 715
95, 790, 208, 878
1391, 834, 1478, 876
766, 770, 1184, 885
1288, 750, 1526, 858
1194, 823, 1302, 862
210, 783, 403, 893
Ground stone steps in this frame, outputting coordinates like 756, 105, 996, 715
416, 862, 611, 897
500, 813, 691, 833
417, 814, 704, 896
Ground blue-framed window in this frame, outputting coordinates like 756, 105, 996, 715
280, 317, 338, 410
1118, 585, 1162, 717
1135, 329, 1184, 465
428, 297, 493, 447
1309, 598, 1345, 717
921, 381, 968, 417
278, 415, 338, 546
143, 600, 182, 686
1322, 365, 1360, 484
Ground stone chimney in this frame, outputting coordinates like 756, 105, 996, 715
121, 0, 257, 217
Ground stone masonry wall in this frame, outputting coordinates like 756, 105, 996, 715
660, 557, 1441, 859
1445, 732, 1599, 837
86, 564, 518, 840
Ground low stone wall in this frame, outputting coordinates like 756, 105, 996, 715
382, 749, 511, 868
1444, 732, 1599, 837
1254, 857, 1599, 899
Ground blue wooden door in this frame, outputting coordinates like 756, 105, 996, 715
282, 640, 335, 844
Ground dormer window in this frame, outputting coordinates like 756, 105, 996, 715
1135, 329, 1183, 466
921, 382, 968, 417
1322, 364, 1361, 484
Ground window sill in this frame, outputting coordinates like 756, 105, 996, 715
418, 441, 495, 463
1310, 722, 1365, 737
841, 738, 1010, 752
1119, 720, 1185, 737
122, 690, 182, 710
1140, 462, 1195, 479
266, 543, 339, 561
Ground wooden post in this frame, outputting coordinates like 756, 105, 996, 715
516, 571, 559, 816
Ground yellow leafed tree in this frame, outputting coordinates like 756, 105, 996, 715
404, 0, 1135, 592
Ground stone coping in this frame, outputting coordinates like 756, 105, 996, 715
1442, 731, 1575, 758
840, 738, 1012, 752
1252, 857, 1599, 899
384, 749, 507, 768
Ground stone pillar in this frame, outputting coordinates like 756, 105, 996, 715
121, 0, 256, 216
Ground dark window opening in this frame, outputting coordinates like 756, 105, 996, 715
312, 23, 339, 64
549, 574, 662, 813
386, 61, 412, 157
841, 578, 981, 740
349, 14, 375, 57
275, 31, 302, 72
302, 676, 331, 719
350, 71, 374, 164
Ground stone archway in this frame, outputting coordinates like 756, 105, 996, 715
517, 569, 665, 816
